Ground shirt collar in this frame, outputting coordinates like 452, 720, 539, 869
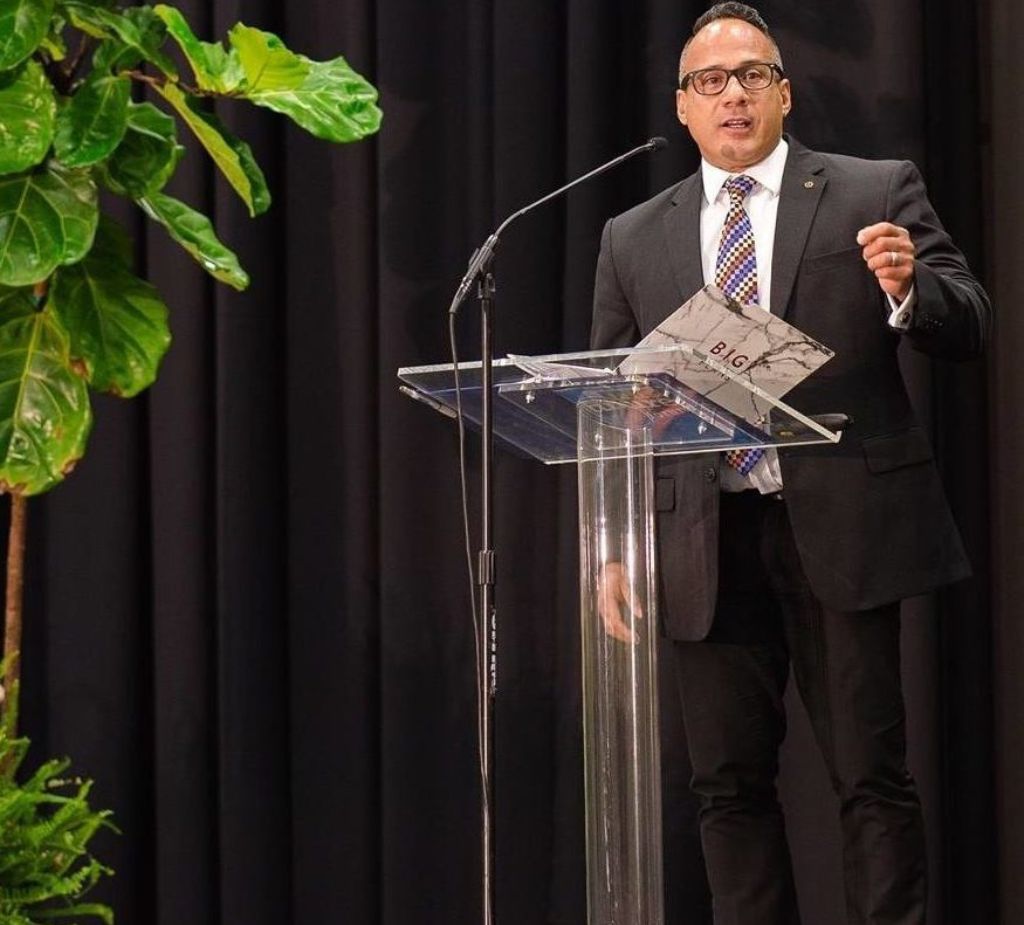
701, 138, 789, 204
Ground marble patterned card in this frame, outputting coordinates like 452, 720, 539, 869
618, 285, 834, 425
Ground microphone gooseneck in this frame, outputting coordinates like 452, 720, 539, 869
449, 137, 668, 314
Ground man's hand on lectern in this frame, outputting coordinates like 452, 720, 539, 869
597, 562, 642, 643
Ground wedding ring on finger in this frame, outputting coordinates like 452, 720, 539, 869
889, 251, 898, 267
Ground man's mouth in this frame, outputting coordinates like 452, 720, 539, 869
721, 118, 753, 130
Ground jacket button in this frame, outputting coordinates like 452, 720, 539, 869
703, 466, 717, 483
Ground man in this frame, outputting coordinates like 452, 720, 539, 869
591, 4, 991, 924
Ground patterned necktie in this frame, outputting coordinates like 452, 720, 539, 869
716, 175, 763, 476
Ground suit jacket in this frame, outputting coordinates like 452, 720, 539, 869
590, 139, 991, 640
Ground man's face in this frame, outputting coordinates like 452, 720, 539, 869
675, 18, 791, 172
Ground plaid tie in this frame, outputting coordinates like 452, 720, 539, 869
716, 175, 763, 475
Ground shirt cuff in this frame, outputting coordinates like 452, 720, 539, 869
886, 285, 916, 331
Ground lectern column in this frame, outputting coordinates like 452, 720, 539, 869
577, 397, 664, 925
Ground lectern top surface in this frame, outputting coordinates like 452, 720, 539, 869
398, 345, 842, 465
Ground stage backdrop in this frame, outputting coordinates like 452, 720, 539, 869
5, 0, 1018, 923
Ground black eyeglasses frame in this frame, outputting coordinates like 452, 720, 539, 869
678, 62, 785, 94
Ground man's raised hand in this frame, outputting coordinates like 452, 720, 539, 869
857, 222, 916, 302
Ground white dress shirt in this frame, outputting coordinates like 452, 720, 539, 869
698, 139, 915, 493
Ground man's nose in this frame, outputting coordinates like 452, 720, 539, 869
721, 73, 751, 100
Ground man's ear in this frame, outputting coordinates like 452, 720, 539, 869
676, 88, 688, 125
779, 78, 792, 117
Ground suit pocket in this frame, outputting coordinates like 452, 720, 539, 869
800, 245, 863, 276
862, 426, 933, 474
655, 476, 676, 512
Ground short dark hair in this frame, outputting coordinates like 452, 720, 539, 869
679, 3, 783, 77
693, 2, 771, 38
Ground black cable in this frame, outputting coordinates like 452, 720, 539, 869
448, 310, 488, 792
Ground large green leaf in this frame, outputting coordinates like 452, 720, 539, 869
98, 101, 183, 197
63, 2, 177, 77
0, 60, 56, 174
152, 4, 243, 94
155, 81, 270, 215
53, 73, 130, 167
138, 192, 248, 290
0, 0, 55, 71
49, 218, 171, 397
0, 163, 98, 286
229, 25, 381, 141
90, 37, 133, 74
229, 24, 308, 91
0, 288, 91, 496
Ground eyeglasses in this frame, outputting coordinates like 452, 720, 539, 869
678, 62, 784, 95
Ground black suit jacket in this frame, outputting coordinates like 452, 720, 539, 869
590, 139, 991, 640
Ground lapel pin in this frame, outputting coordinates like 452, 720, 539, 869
804, 180, 815, 189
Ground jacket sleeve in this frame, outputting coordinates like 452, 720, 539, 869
590, 217, 640, 350
891, 160, 992, 359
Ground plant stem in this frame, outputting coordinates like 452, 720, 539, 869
121, 68, 208, 96
1, 279, 48, 734
64, 33, 94, 85
122, 68, 167, 90
2, 493, 26, 735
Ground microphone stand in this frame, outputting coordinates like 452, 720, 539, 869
448, 136, 667, 925
477, 256, 497, 925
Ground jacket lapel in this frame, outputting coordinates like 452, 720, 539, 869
662, 173, 705, 304
771, 141, 827, 320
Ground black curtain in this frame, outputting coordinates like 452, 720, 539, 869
983, 0, 1024, 922
6, 1, 1013, 923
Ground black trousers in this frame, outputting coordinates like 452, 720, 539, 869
672, 491, 926, 925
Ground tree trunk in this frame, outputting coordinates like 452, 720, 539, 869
2, 492, 27, 734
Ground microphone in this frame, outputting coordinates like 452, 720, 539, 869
449, 137, 668, 314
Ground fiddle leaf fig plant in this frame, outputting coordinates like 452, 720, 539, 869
0, 0, 380, 498
0, 3, 381, 921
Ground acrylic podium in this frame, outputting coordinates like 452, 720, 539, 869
398, 343, 842, 925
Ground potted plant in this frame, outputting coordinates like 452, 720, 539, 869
0, 3, 381, 920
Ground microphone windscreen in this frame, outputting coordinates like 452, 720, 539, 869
648, 136, 669, 151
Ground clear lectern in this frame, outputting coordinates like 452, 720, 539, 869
398, 343, 841, 924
